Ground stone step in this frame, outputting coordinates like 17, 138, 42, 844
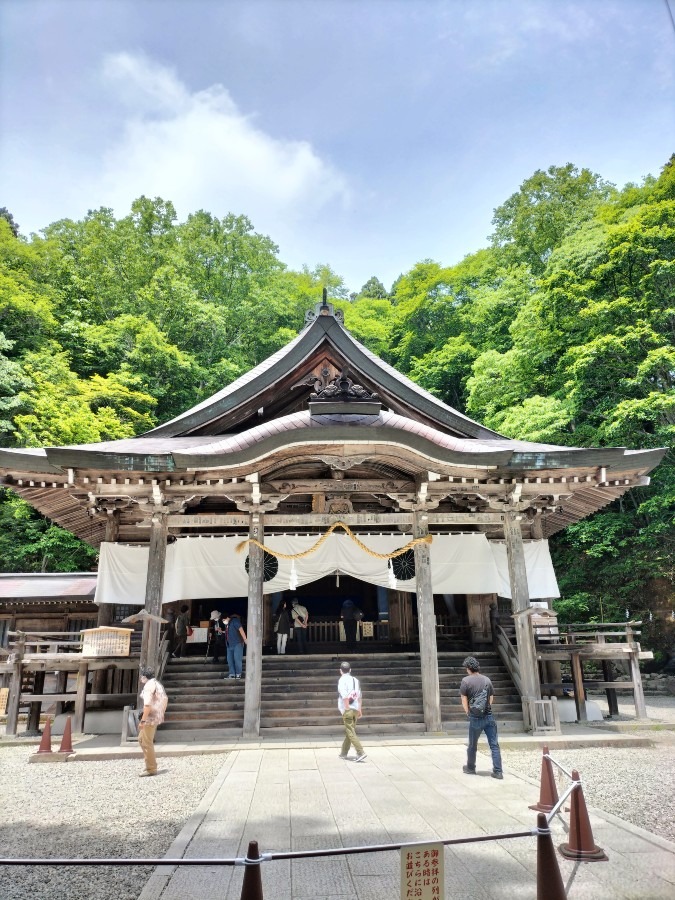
161, 651, 523, 734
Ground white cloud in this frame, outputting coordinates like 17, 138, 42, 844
97, 52, 350, 230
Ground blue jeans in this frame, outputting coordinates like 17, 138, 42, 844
227, 643, 244, 677
466, 713, 502, 773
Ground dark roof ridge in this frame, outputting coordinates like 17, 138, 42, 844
143, 313, 504, 440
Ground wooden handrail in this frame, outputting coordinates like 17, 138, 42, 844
495, 623, 523, 696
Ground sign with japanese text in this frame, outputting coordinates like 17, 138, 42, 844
400, 841, 444, 899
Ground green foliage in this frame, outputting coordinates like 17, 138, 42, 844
15, 346, 156, 446
358, 276, 389, 299
0, 332, 28, 440
490, 163, 615, 273
0, 208, 20, 238
0, 488, 97, 572
390, 157, 675, 643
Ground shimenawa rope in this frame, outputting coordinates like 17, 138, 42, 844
235, 520, 432, 560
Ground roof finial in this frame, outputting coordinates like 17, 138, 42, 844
303, 288, 345, 327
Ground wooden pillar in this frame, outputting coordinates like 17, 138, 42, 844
629, 649, 648, 719
97, 513, 118, 630
602, 660, 619, 717
74, 660, 88, 733
503, 513, 540, 701
139, 512, 169, 676
26, 670, 45, 735
570, 651, 587, 722
243, 514, 264, 738
54, 670, 68, 716
413, 513, 441, 732
5, 632, 25, 736
93, 513, 118, 698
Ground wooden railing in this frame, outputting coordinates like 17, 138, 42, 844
6, 630, 83, 654
494, 622, 523, 696
2, 629, 140, 736
533, 620, 642, 647
435, 617, 471, 643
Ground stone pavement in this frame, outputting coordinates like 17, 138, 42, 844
137, 741, 675, 900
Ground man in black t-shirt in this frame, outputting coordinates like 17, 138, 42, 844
459, 656, 503, 779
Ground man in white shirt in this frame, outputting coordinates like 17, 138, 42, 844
337, 660, 366, 762
291, 598, 310, 654
138, 666, 168, 777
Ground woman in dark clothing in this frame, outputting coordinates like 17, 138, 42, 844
275, 600, 292, 654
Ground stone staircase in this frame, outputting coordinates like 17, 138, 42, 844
160, 652, 523, 736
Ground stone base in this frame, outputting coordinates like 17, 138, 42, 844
29, 751, 75, 763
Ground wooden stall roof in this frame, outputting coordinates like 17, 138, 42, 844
0, 573, 97, 599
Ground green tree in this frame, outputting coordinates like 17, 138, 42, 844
0, 488, 97, 572
490, 163, 614, 273
358, 276, 389, 299
15, 346, 156, 446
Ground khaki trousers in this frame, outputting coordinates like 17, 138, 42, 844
139, 723, 158, 774
341, 709, 364, 756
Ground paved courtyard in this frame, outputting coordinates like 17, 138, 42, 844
138, 742, 675, 900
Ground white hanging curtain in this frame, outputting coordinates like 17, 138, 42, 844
94, 533, 558, 604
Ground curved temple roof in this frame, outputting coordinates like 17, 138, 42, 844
0, 408, 664, 476
143, 310, 504, 440
0, 302, 666, 545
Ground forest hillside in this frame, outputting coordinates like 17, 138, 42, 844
1, 157, 673, 657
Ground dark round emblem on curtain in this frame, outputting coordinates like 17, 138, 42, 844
245, 551, 279, 582
392, 549, 416, 581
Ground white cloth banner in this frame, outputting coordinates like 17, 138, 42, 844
489, 540, 560, 600
94, 534, 558, 604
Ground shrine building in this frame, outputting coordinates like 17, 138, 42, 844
0, 297, 664, 736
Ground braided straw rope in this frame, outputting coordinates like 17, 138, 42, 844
235, 520, 432, 560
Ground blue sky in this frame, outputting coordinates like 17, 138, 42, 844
2, 0, 674, 292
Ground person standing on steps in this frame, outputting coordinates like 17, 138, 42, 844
337, 660, 366, 762
210, 611, 227, 664
173, 605, 190, 658
138, 666, 168, 777
290, 597, 309, 654
340, 599, 362, 650
222, 612, 247, 679
459, 655, 503, 779
274, 599, 292, 655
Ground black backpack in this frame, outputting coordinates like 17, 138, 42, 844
469, 686, 489, 716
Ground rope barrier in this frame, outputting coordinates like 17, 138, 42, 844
235, 520, 432, 561
0, 829, 536, 867
544, 752, 574, 781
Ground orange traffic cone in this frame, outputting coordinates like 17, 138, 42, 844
36, 718, 53, 753
559, 770, 608, 861
530, 744, 560, 813
239, 840, 264, 900
535, 813, 566, 900
58, 716, 74, 754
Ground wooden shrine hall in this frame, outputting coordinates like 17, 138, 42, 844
0, 296, 665, 736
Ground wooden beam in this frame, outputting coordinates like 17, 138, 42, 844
413, 512, 441, 732
26, 670, 45, 734
570, 651, 587, 722
243, 514, 264, 738
5, 659, 22, 736
165, 511, 505, 528
73, 661, 89, 733
266, 479, 416, 493
503, 512, 541, 703
139, 513, 168, 677
628, 649, 648, 718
